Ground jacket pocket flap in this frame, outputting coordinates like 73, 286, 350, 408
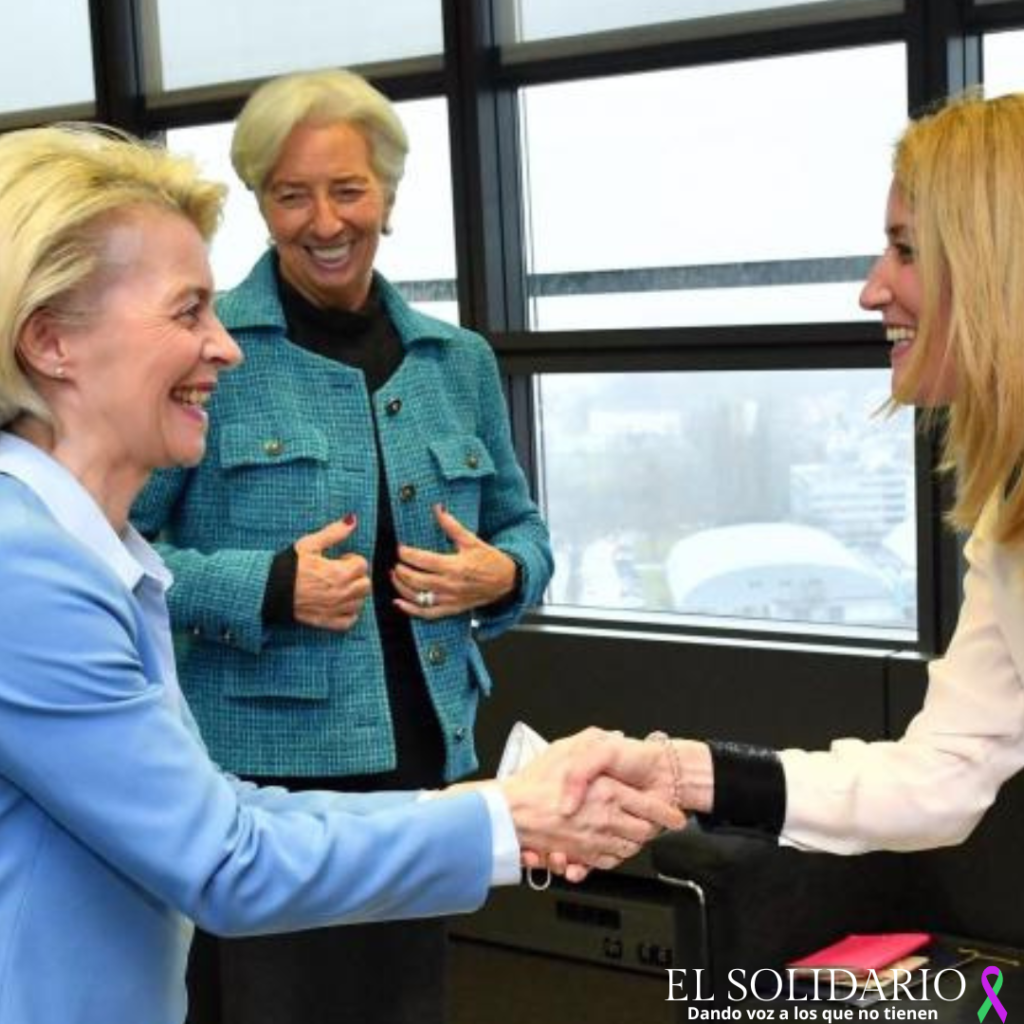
220, 646, 331, 701
220, 422, 329, 469
428, 436, 496, 480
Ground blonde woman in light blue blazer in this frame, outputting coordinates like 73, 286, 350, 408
0, 123, 679, 1024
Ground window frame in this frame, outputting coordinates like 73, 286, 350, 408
442, 0, 973, 655
58, 0, 1014, 655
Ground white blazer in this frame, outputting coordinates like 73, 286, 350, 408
781, 506, 1024, 853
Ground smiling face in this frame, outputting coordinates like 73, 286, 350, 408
859, 179, 957, 407
261, 120, 390, 312
43, 205, 241, 500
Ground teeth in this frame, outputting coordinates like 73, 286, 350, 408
886, 326, 916, 343
310, 243, 350, 261
172, 387, 210, 407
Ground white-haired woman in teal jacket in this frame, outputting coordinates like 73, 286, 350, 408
132, 68, 554, 1024
0, 122, 677, 1024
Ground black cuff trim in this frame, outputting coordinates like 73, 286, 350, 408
261, 547, 299, 626
705, 741, 786, 835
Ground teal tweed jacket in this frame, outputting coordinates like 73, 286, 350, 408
132, 253, 553, 780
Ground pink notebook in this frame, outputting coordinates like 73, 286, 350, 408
788, 933, 931, 977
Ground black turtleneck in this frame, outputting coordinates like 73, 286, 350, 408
255, 262, 445, 792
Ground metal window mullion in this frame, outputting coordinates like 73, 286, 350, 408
442, 0, 527, 332
966, 0, 1024, 32
904, 0, 979, 113
88, 0, 146, 134
904, 0, 977, 654
143, 63, 448, 135
493, 14, 905, 87
491, 324, 888, 375
913, 422, 963, 657
443, 0, 539, 494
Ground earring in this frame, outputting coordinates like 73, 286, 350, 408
54, 364, 65, 378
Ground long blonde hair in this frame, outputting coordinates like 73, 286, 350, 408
894, 92, 1024, 544
0, 123, 225, 428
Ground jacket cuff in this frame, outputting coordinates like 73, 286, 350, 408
704, 740, 786, 835
163, 547, 275, 655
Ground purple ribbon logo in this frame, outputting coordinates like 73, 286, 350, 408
979, 966, 1007, 1023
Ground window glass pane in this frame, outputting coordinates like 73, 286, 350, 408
0, 3, 94, 114
165, 98, 457, 321
509, 0, 899, 44
146, 0, 442, 93
521, 44, 906, 328
165, 123, 266, 292
538, 370, 916, 633
984, 30, 1024, 96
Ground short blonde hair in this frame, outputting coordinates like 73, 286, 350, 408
892, 91, 1024, 546
0, 123, 225, 428
230, 69, 408, 205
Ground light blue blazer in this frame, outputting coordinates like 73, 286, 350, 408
0, 445, 493, 1024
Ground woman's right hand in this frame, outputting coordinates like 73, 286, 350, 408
292, 515, 371, 631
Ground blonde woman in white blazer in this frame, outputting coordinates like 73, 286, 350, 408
582, 92, 1024, 856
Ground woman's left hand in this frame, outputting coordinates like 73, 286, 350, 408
391, 504, 518, 619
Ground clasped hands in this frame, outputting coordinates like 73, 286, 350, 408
493, 727, 692, 883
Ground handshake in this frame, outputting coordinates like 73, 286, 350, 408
464, 724, 713, 884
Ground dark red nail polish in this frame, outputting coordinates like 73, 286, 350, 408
343, 513, 356, 525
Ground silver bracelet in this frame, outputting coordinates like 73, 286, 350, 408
646, 730, 685, 809
526, 867, 552, 891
